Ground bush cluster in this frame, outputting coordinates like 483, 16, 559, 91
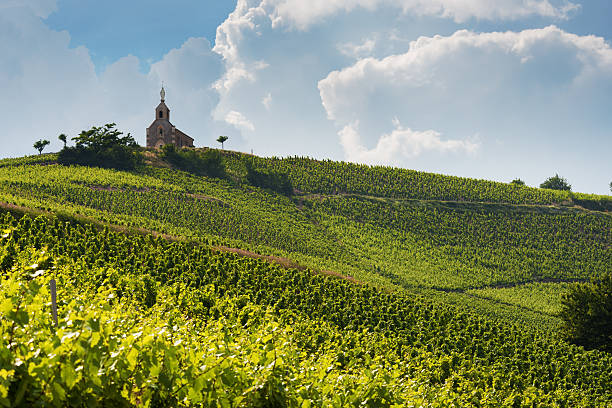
160, 145, 225, 179
246, 161, 293, 196
57, 124, 141, 170
560, 273, 612, 352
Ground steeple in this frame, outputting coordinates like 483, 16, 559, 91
156, 84, 170, 121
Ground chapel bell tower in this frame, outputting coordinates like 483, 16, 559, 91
146, 85, 194, 149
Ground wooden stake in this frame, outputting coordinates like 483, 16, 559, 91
50, 279, 58, 326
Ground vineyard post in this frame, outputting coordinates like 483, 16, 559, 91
50, 279, 58, 326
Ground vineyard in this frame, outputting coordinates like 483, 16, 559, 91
0, 152, 611, 406
0, 159, 609, 321
1, 213, 612, 406
223, 153, 612, 210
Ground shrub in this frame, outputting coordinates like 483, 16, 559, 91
559, 274, 612, 352
246, 162, 293, 196
160, 145, 225, 179
57, 124, 141, 170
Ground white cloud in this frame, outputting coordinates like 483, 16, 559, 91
213, 0, 580, 99
225, 110, 256, 132
340, 120, 479, 164
314, 25, 612, 193
262, 93, 273, 109
1, 0, 57, 18
319, 26, 612, 163
266, 0, 579, 30
337, 37, 377, 59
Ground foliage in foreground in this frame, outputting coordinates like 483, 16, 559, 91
1, 213, 611, 407
57, 124, 141, 170
1, 257, 428, 407
560, 273, 612, 352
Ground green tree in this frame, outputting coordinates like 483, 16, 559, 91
58, 123, 141, 170
559, 274, 612, 352
216, 135, 228, 149
58, 133, 67, 148
540, 174, 571, 191
33, 139, 50, 155
510, 178, 525, 186
71, 123, 137, 150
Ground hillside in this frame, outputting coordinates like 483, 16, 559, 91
1, 152, 609, 325
0, 151, 611, 406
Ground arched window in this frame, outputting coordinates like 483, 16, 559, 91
159, 129, 163, 136
159, 110, 163, 118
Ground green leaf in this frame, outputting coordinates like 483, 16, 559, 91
52, 382, 66, 401
126, 347, 139, 371
0, 298, 12, 314
61, 362, 77, 389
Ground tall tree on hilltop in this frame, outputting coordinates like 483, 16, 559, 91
216, 136, 228, 150
58, 134, 67, 148
33, 139, 50, 155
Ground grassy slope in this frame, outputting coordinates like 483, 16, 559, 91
0, 152, 610, 330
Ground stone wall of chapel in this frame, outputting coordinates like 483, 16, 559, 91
146, 119, 175, 148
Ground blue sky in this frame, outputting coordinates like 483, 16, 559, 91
45, 0, 237, 72
2, 0, 611, 194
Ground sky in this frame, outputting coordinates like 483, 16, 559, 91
1, 0, 611, 194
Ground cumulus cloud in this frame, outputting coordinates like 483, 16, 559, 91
340, 120, 479, 164
225, 110, 256, 132
212, 0, 580, 98
267, 0, 579, 29
319, 25, 612, 163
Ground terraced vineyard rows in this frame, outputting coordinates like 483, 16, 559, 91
1, 212, 612, 406
232, 154, 612, 209
312, 196, 611, 288
0, 162, 609, 319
